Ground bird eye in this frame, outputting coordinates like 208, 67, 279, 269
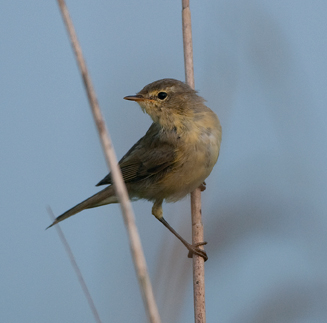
157, 92, 167, 100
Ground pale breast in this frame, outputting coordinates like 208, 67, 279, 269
165, 113, 221, 202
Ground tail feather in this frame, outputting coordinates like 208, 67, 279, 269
46, 185, 116, 229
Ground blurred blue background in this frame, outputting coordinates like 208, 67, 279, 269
1, 1, 327, 322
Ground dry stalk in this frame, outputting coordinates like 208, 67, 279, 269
55, 1, 161, 322
47, 207, 102, 323
182, 1, 207, 322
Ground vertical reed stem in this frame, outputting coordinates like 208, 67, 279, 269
182, 1, 206, 322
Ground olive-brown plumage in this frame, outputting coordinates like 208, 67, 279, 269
47, 79, 222, 260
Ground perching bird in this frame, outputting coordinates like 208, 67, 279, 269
47, 78, 222, 260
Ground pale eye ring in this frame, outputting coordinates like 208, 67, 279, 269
158, 92, 167, 100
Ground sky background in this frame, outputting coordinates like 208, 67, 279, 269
1, 1, 327, 322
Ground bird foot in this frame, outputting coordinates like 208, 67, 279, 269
187, 241, 208, 261
199, 181, 206, 192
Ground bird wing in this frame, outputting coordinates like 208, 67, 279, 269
96, 125, 177, 186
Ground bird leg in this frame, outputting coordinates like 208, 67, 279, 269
152, 200, 208, 261
158, 217, 208, 261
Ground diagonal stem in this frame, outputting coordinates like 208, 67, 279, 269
47, 207, 102, 323
56, 1, 161, 322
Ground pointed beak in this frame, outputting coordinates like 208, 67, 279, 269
124, 94, 145, 102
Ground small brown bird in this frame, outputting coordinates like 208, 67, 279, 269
47, 79, 222, 260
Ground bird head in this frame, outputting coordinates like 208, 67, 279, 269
124, 78, 205, 129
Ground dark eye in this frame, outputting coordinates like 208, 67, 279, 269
158, 92, 167, 100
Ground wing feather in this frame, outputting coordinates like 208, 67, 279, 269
96, 124, 176, 186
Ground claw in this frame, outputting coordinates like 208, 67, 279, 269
158, 217, 209, 261
199, 181, 206, 192
186, 241, 208, 261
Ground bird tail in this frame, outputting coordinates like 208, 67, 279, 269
46, 185, 117, 229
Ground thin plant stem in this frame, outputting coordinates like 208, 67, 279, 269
182, 1, 207, 322
47, 207, 102, 323
55, 1, 161, 322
